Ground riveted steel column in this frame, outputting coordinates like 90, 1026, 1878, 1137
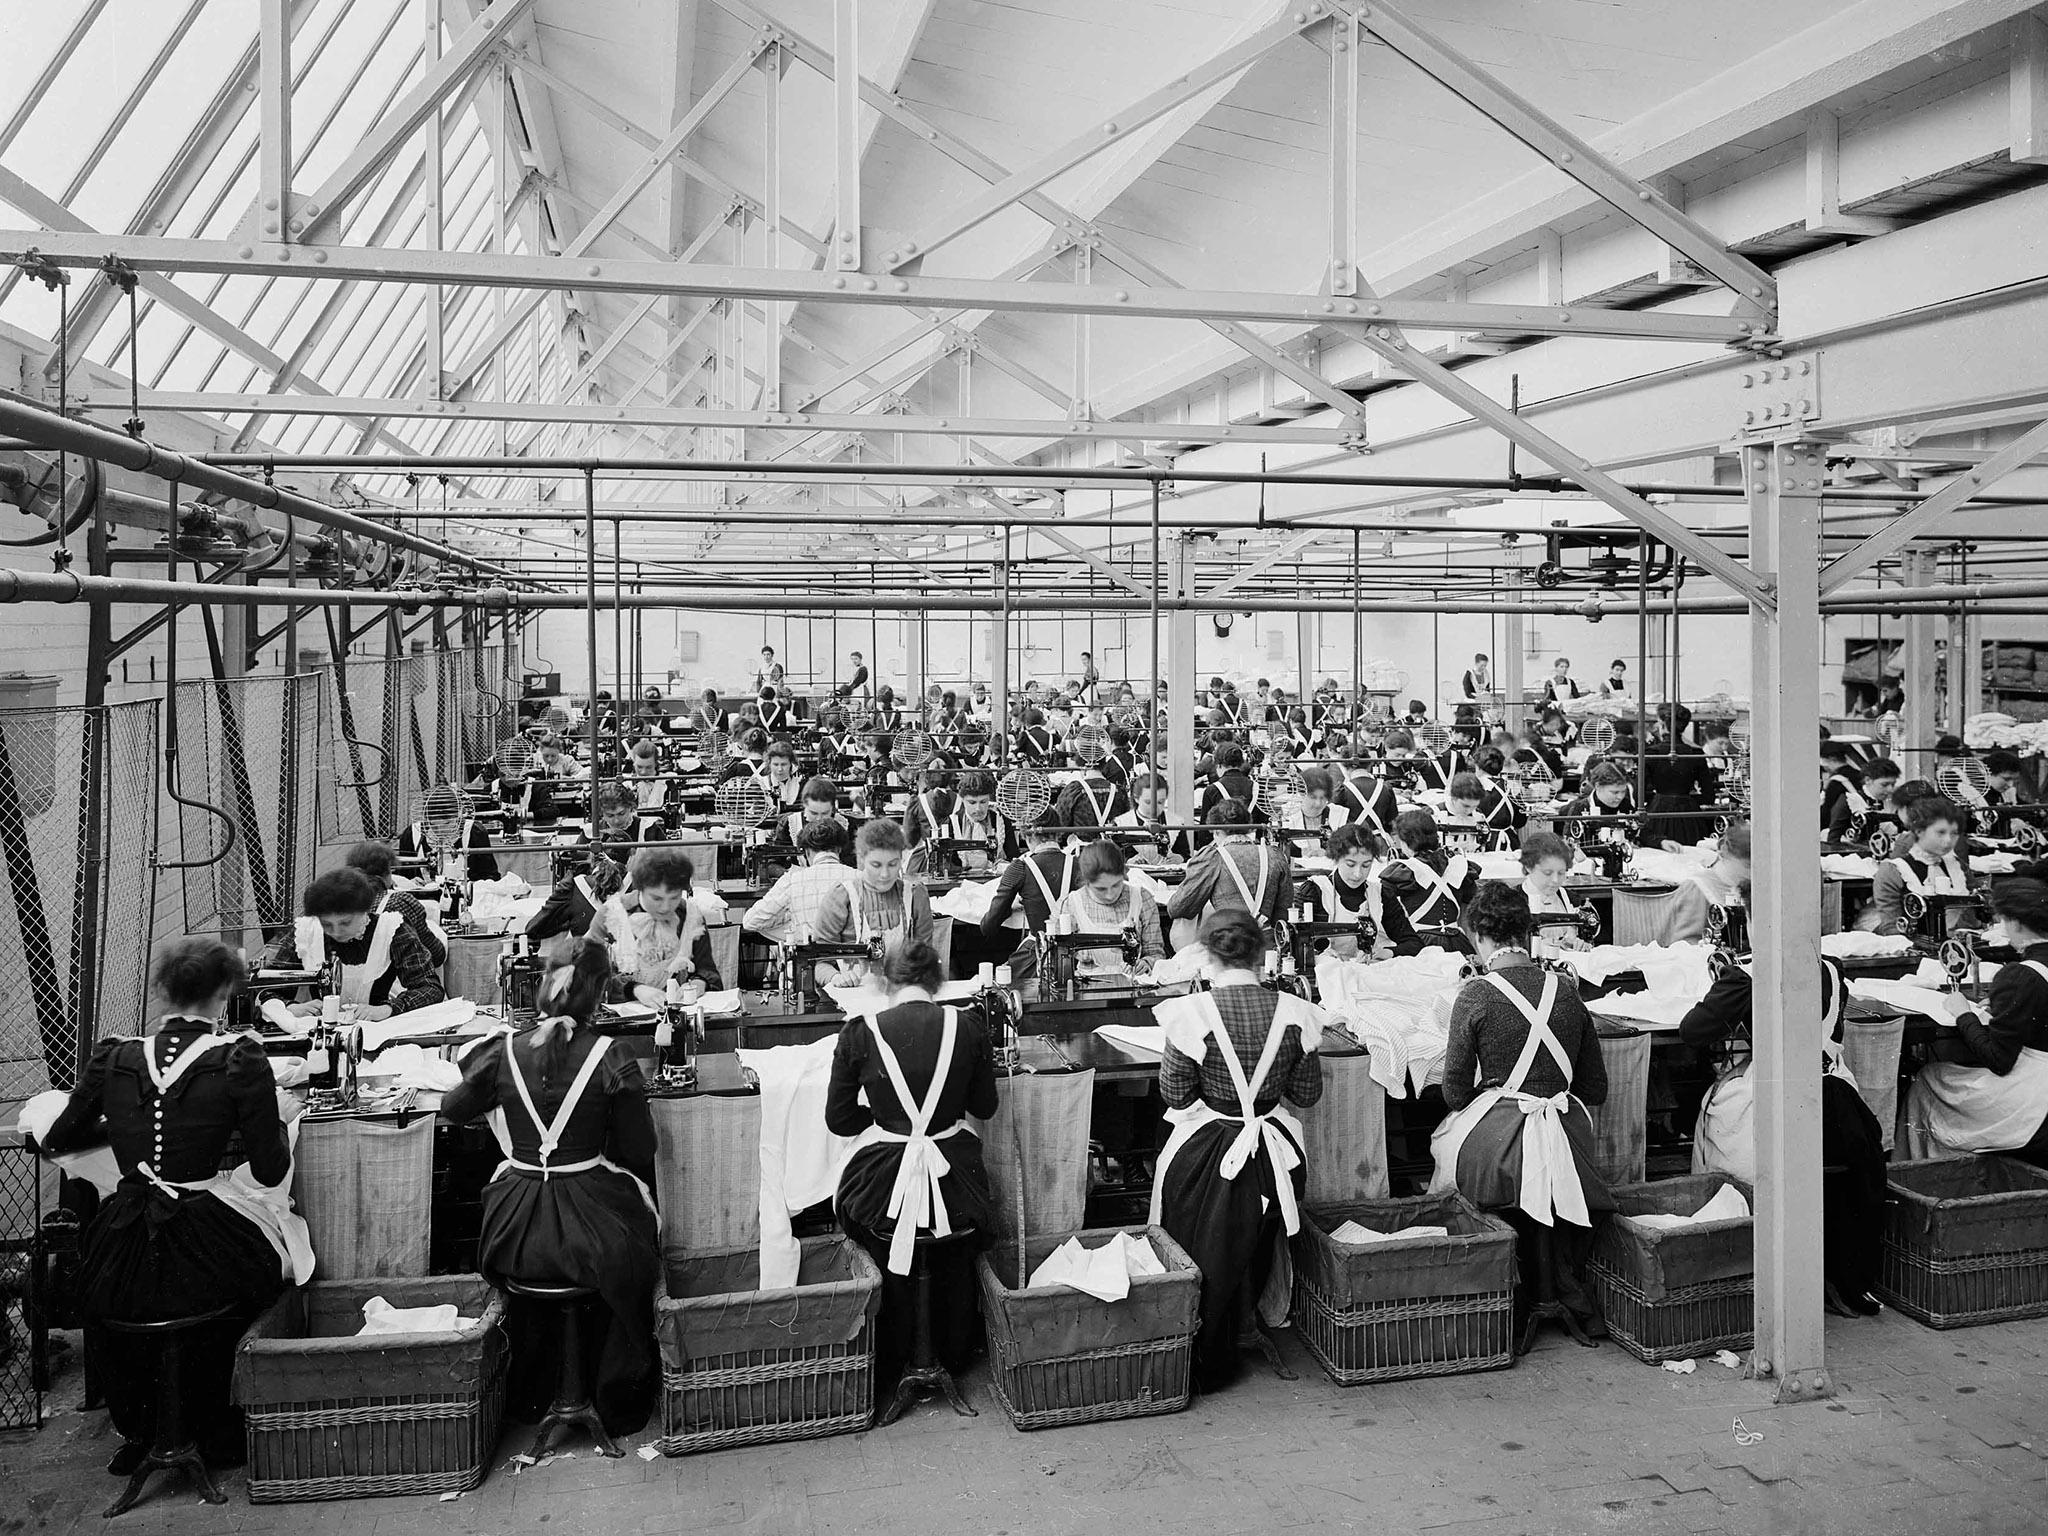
1166, 533, 1199, 827
1745, 433, 1830, 1404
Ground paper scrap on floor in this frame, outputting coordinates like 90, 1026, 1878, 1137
357, 1296, 478, 1335
1329, 1221, 1449, 1245
1630, 1184, 1752, 1230
1095, 1023, 1167, 1057
1027, 1232, 1164, 1302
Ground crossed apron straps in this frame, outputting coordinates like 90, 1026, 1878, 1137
1219, 844, 1270, 920
1481, 970, 1572, 1092
1399, 857, 1462, 926
865, 1007, 964, 1273
503, 1033, 614, 1178
1022, 850, 1074, 925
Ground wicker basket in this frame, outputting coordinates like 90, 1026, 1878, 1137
1291, 1194, 1517, 1385
977, 1225, 1199, 1431
233, 1275, 507, 1502
1876, 1156, 2048, 1329
1590, 1174, 1753, 1364
656, 1235, 880, 1454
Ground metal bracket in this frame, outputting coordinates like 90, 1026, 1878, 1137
1739, 356, 1821, 438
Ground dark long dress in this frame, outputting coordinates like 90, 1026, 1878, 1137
442, 1029, 661, 1434
1440, 961, 1616, 1326
1680, 961, 1890, 1301
1155, 984, 1323, 1391
826, 1000, 999, 1387
38, 1022, 293, 1463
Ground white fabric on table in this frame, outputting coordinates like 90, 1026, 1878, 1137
1315, 951, 1459, 1096
824, 978, 978, 1020
1973, 852, 2025, 875
361, 997, 477, 1050
1559, 942, 1712, 996
736, 1036, 860, 1291
1848, 978, 1958, 1022
1583, 992, 1697, 1032
1822, 854, 1879, 880
1472, 852, 1525, 882
358, 1043, 462, 1091
1095, 1023, 1166, 1057
1821, 931, 1912, 959
1628, 847, 1716, 886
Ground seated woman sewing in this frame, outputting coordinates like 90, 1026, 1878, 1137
1376, 809, 1478, 956
1681, 942, 1886, 1315
1555, 762, 1640, 865
1869, 795, 1970, 937
980, 810, 1077, 973
344, 840, 448, 967
1153, 909, 1325, 1392
743, 817, 860, 947
1274, 768, 1350, 842
1905, 875, 2048, 1165
827, 939, 999, 1391
269, 868, 446, 1019
1518, 831, 1591, 955
812, 818, 935, 982
396, 786, 501, 881
586, 846, 722, 1008
1050, 839, 1166, 978
1113, 774, 1187, 864
1469, 748, 1528, 850
526, 786, 639, 951
1300, 822, 1385, 959
1432, 882, 1613, 1338
443, 939, 661, 1437
31, 938, 309, 1474
1165, 799, 1293, 950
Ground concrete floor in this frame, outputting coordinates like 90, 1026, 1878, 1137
4, 1308, 2044, 1536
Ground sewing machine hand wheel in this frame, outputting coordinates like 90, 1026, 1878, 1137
1938, 937, 1972, 987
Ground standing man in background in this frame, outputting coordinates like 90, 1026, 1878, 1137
1078, 651, 1101, 701
834, 650, 870, 700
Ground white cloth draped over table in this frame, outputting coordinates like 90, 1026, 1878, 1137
1314, 950, 1461, 1096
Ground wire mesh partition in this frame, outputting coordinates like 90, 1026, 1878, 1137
0, 1138, 44, 1432
0, 703, 156, 1103
174, 674, 325, 942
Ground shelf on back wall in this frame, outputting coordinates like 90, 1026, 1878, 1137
1985, 641, 2048, 723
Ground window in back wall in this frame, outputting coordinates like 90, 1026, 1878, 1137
677, 631, 700, 664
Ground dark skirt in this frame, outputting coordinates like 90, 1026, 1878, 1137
1451, 1098, 1616, 1221
1450, 1098, 1617, 1326
1157, 1115, 1304, 1391
835, 1136, 996, 1387
1821, 1074, 1887, 1299
81, 1182, 289, 1459
477, 1165, 661, 1436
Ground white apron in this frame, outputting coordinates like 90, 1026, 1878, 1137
1428, 971, 1592, 1228
293, 911, 403, 1006
486, 1031, 657, 1216
1828, 774, 1871, 818
844, 1007, 975, 1275
1907, 959, 2048, 1157
1693, 961, 1856, 1183
136, 1030, 315, 1284
1145, 991, 1322, 1238
601, 893, 706, 986
1890, 853, 1968, 897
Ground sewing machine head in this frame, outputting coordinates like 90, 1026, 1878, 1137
1279, 910, 1378, 978
780, 937, 887, 1005
1937, 933, 1980, 998
654, 998, 702, 1089
1589, 840, 1634, 883
1531, 902, 1603, 945
932, 835, 998, 879
745, 841, 805, 888
1902, 888, 1989, 944
976, 968, 1026, 1069
1039, 918, 1141, 1001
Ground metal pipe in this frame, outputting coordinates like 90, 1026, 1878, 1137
185, 448, 2048, 512
584, 468, 600, 826
0, 566, 492, 608
0, 396, 525, 579
1351, 528, 1362, 720
1635, 532, 1648, 811
1150, 479, 1162, 787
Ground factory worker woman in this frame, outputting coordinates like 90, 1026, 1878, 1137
827, 940, 999, 1394
1153, 908, 1326, 1392
30, 938, 311, 1479
587, 846, 722, 1006
1906, 876, 2048, 1165
269, 867, 447, 1018
444, 939, 660, 1440
1432, 881, 1613, 1337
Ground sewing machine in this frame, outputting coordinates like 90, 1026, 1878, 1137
1530, 901, 1603, 949
777, 937, 886, 1007
238, 959, 321, 1036
929, 835, 1001, 879
1902, 889, 1989, 945
1277, 911, 1378, 985
499, 941, 546, 1024
1586, 839, 1634, 883
1937, 931, 1987, 1003
654, 995, 702, 1090
976, 969, 1027, 1071
1039, 919, 1145, 1002
744, 841, 805, 888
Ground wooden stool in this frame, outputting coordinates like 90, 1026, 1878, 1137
101, 1303, 239, 1518
876, 1231, 979, 1427
504, 1280, 621, 1459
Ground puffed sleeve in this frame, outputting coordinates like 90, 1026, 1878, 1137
602, 1048, 657, 1187
1678, 969, 1753, 1050
814, 881, 856, 945
384, 922, 446, 1013
36, 1038, 121, 1156
227, 1038, 292, 1189
440, 1035, 507, 1124
825, 1021, 875, 1136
